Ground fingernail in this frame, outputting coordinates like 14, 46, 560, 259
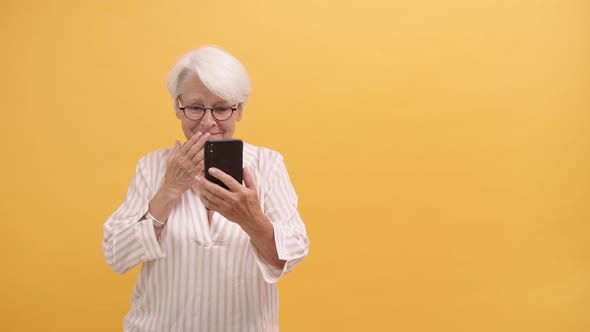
209, 168, 217, 174
195, 176, 201, 183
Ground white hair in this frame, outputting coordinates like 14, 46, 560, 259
166, 46, 252, 110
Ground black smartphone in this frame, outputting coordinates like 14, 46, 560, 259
204, 139, 243, 190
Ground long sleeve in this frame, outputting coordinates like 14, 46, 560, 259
110, 145, 306, 331
102, 158, 167, 274
250, 151, 310, 284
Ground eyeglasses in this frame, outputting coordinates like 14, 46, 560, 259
178, 99, 238, 121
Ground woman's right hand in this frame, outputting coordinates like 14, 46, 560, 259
162, 132, 210, 198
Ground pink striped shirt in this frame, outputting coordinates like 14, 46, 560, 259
103, 143, 309, 331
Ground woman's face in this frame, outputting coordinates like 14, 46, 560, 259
176, 74, 243, 141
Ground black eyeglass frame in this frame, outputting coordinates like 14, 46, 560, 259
177, 98, 239, 121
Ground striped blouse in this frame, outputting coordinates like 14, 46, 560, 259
103, 143, 309, 331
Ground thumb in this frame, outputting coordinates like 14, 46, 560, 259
169, 140, 182, 159
243, 167, 257, 190
173, 140, 182, 153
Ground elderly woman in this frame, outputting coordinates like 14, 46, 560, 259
103, 46, 309, 331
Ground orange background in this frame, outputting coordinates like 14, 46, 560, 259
1, 0, 589, 331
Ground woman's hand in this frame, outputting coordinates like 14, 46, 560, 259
196, 167, 285, 268
162, 132, 210, 198
142, 132, 209, 238
196, 167, 264, 227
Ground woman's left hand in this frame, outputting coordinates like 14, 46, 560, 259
196, 167, 264, 227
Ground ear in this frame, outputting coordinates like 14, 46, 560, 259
175, 108, 182, 120
236, 104, 244, 122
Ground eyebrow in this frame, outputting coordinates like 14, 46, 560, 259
180, 98, 229, 107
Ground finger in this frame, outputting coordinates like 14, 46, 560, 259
191, 178, 199, 192
180, 132, 203, 155
191, 149, 203, 163
196, 176, 224, 208
185, 132, 210, 160
192, 149, 205, 163
193, 163, 205, 179
199, 191, 219, 210
243, 167, 257, 190
208, 168, 242, 192
193, 159, 205, 176
198, 174, 227, 198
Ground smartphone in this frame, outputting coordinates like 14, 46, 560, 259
204, 139, 243, 190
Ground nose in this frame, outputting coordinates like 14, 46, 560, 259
199, 110, 217, 129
